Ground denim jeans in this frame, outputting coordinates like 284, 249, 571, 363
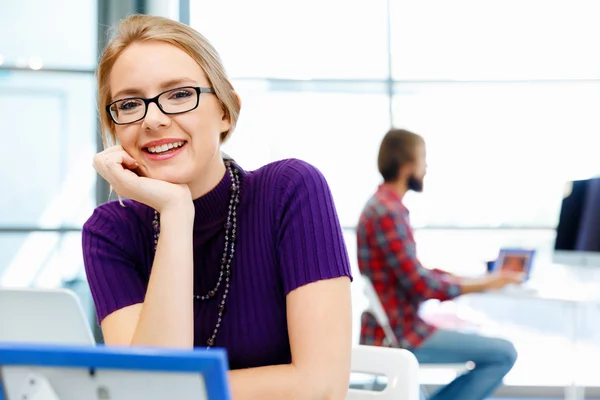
411, 329, 518, 400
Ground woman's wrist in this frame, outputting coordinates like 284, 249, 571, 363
160, 200, 195, 227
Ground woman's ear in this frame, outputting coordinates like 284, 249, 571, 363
234, 91, 242, 110
219, 91, 242, 142
222, 91, 242, 121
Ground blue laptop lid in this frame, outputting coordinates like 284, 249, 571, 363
0, 343, 230, 400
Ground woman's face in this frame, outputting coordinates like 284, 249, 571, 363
109, 40, 231, 196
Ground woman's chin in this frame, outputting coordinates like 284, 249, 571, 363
147, 172, 189, 185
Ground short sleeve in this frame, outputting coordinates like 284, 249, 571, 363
276, 160, 353, 295
82, 203, 148, 323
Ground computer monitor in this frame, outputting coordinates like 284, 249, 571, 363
0, 288, 95, 345
553, 177, 600, 267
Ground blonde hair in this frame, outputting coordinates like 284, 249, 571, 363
97, 14, 240, 148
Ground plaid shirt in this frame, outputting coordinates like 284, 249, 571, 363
357, 184, 462, 350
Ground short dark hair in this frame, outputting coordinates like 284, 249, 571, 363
377, 128, 424, 182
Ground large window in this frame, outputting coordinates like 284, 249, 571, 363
390, 0, 600, 81
191, 0, 389, 80
395, 81, 600, 228
190, 0, 600, 392
0, 0, 97, 290
0, 73, 97, 228
1, 0, 97, 69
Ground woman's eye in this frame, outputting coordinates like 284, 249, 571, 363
170, 90, 193, 99
119, 101, 141, 110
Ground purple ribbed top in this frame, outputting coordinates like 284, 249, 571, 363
82, 158, 352, 369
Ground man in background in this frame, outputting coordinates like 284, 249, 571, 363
357, 128, 523, 400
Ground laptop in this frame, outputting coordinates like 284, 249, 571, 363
0, 287, 95, 346
0, 289, 232, 399
488, 248, 539, 295
0, 343, 232, 400
491, 248, 535, 281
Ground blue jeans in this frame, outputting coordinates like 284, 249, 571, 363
411, 329, 517, 400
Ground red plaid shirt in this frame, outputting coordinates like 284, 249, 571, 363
357, 184, 462, 350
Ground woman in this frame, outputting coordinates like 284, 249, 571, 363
83, 14, 353, 399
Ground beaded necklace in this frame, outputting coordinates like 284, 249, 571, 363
152, 161, 240, 349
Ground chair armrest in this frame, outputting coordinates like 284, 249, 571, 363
348, 345, 420, 400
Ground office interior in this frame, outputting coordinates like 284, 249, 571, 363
2, 0, 600, 399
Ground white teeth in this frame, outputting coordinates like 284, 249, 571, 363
147, 141, 185, 154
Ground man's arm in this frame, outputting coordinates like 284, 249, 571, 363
430, 267, 457, 280
428, 268, 521, 293
375, 211, 463, 303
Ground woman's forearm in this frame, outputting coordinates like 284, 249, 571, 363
229, 364, 347, 400
229, 365, 299, 400
131, 203, 195, 348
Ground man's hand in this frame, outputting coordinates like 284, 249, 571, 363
485, 270, 526, 291
458, 271, 525, 294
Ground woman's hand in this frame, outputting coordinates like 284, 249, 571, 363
93, 145, 192, 213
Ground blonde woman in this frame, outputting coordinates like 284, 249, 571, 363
83, 14, 352, 399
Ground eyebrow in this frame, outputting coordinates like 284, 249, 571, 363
112, 77, 199, 100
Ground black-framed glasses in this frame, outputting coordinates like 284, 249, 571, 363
106, 86, 214, 125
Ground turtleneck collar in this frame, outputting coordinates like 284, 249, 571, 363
192, 161, 246, 232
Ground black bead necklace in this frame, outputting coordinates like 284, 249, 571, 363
152, 161, 240, 349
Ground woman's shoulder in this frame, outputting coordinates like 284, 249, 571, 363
248, 158, 328, 192
243, 158, 335, 220
82, 198, 152, 240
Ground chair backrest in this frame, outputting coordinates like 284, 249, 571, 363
362, 278, 468, 378
361, 277, 399, 347
347, 345, 420, 400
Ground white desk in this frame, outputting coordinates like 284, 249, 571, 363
473, 281, 600, 400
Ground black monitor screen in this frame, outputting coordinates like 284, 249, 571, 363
554, 178, 600, 252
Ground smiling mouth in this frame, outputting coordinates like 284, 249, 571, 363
143, 141, 187, 154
